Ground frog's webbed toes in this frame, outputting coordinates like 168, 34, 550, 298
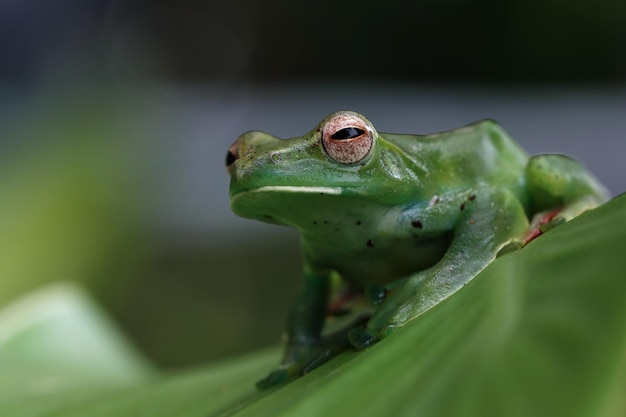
256, 366, 298, 389
256, 343, 325, 389
539, 215, 565, 233
522, 207, 564, 245
256, 348, 339, 389
258, 317, 371, 388
301, 349, 335, 374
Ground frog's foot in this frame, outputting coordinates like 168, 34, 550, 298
522, 206, 564, 246
256, 353, 340, 389
348, 283, 407, 349
363, 278, 411, 306
256, 316, 369, 389
524, 154, 609, 246
497, 207, 564, 256
364, 283, 388, 306
256, 365, 300, 390
347, 324, 384, 350
256, 344, 336, 389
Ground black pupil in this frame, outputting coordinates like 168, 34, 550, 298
331, 127, 365, 140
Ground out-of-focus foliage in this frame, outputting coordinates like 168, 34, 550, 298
0, 89, 301, 367
0, 97, 152, 307
1, 194, 624, 417
0, 283, 153, 415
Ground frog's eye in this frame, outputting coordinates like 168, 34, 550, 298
331, 127, 365, 140
321, 113, 374, 164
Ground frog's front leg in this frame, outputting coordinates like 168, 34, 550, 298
349, 187, 529, 349
257, 268, 358, 388
523, 154, 609, 244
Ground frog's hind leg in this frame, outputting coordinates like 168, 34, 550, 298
349, 187, 530, 349
523, 154, 609, 244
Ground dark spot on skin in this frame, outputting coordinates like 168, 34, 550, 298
312, 221, 318, 225
411, 219, 423, 228
356, 220, 362, 226
468, 194, 476, 201
324, 220, 329, 224
264, 214, 274, 221
320, 192, 325, 195
366, 239, 374, 248
460, 202, 466, 211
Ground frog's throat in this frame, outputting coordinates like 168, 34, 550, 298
242, 185, 342, 195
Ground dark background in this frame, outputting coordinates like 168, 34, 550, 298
1, 0, 625, 367
4, 0, 625, 83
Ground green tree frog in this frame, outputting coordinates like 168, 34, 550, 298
226, 111, 608, 388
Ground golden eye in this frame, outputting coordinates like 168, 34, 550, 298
321, 113, 374, 164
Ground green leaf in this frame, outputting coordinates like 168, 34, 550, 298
5, 195, 626, 417
0, 283, 154, 416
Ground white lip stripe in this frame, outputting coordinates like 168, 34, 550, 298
250, 186, 342, 195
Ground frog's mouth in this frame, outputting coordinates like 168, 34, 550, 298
230, 185, 345, 224
241, 185, 343, 195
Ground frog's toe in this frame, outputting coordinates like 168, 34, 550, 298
523, 208, 566, 245
256, 367, 297, 390
496, 241, 523, 257
348, 325, 379, 350
364, 283, 388, 306
301, 349, 334, 374
539, 215, 565, 233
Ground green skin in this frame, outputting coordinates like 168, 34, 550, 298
226, 111, 608, 388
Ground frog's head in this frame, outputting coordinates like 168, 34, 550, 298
226, 111, 417, 228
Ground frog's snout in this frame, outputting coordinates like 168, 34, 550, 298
226, 131, 283, 174
225, 140, 239, 174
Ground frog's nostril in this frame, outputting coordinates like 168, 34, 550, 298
226, 142, 239, 173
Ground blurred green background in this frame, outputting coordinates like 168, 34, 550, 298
1, 0, 625, 368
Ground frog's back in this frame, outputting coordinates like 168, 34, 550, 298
381, 120, 529, 200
